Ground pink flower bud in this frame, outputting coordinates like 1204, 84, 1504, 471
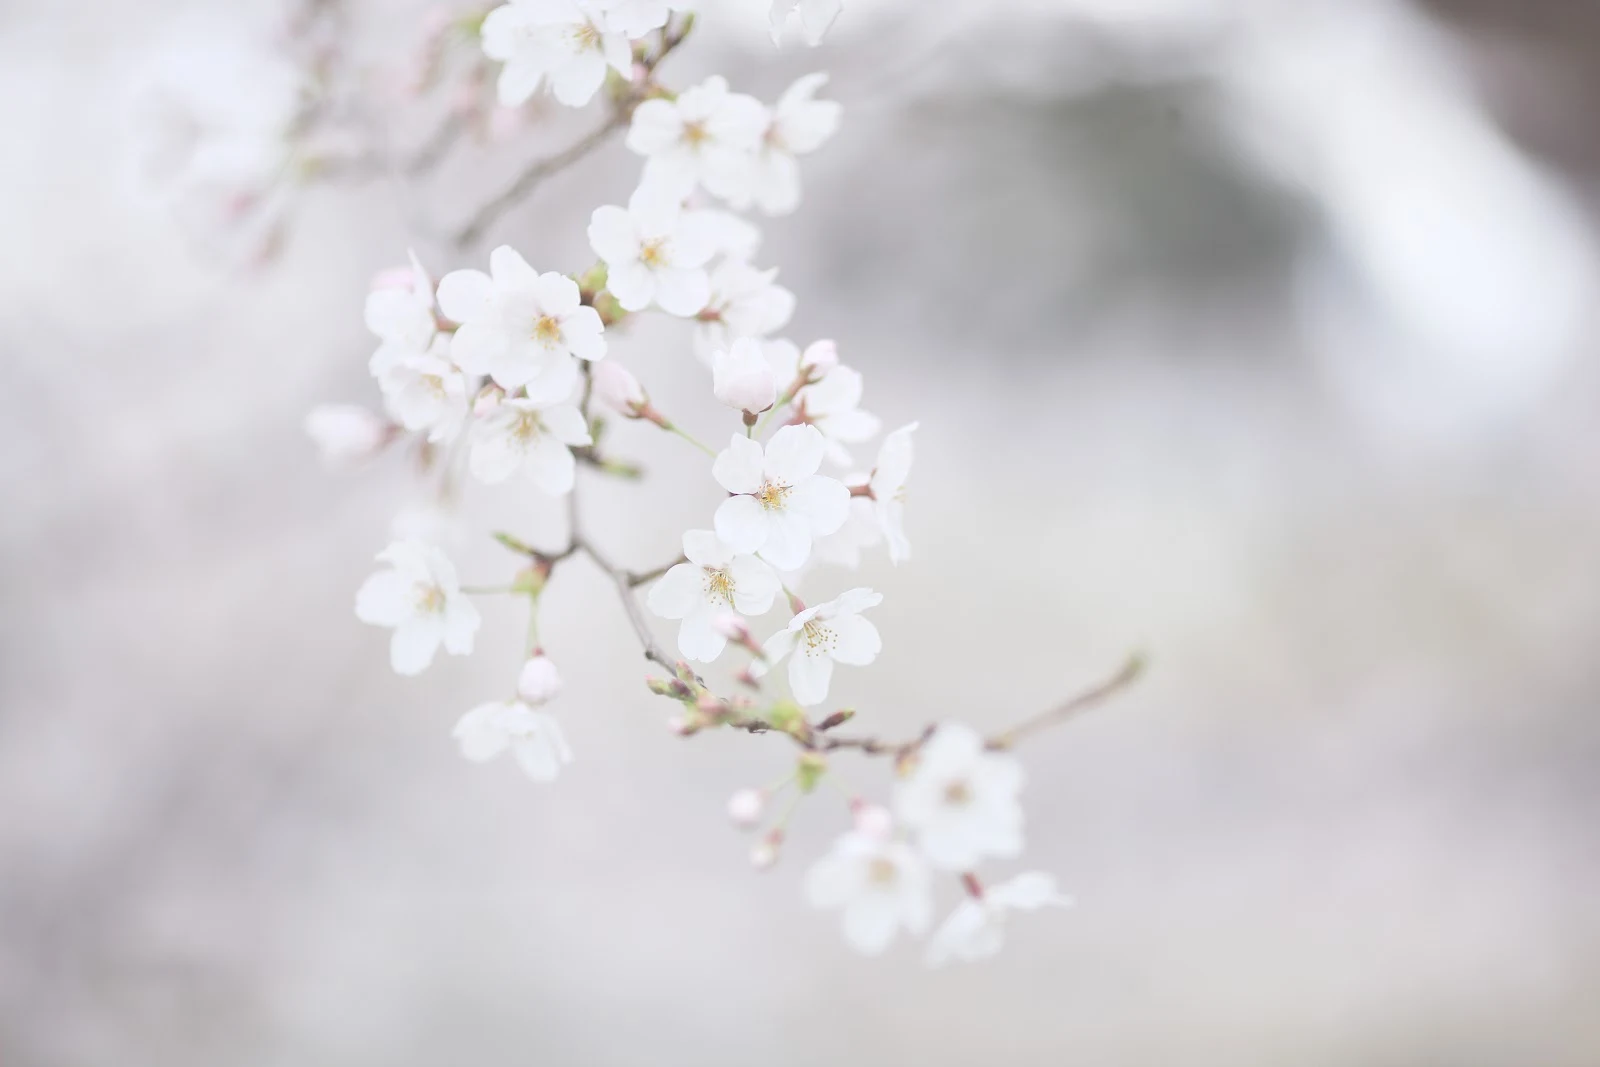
304, 404, 389, 470
801, 339, 838, 376
516, 654, 563, 705
712, 338, 778, 414
851, 802, 894, 840
593, 360, 647, 416
750, 829, 783, 870
727, 788, 766, 829
712, 611, 748, 642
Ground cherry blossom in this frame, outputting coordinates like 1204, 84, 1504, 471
626, 75, 767, 201
355, 540, 481, 675
517, 653, 564, 704
469, 397, 593, 493
711, 424, 850, 570
304, 404, 389, 469
646, 530, 781, 662
480, 0, 632, 108
593, 0, 691, 37
805, 830, 932, 955
373, 336, 471, 443
437, 246, 604, 395
588, 187, 716, 314
924, 872, 1073, 967
364, 255, 437, 366
453, 700, 574, 781
694, 260, 796, 362
592, 359, 648, 417
769, 0, 843, 47
894, 723, 1024, 870
869, 422, 917, 564
697, 209, 764, 263
810, 495, 882, 569
759, 586, 881, 705
711, 337, 779, 414
766, 340, 879, 465
741, 73, 841, 216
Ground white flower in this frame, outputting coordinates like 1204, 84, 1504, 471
870, 422, 917, 564
480, 0, 632, 108
769, 0, 843, 46
373, 335, 471, 443
805, 831, 932, 955
588, 187, 716, 315
712, 424, 849, 570
437, 246, 603, 395
626, 75, 767, 201
810, 495, 882, 569
646, 530, 781, 661
766, 340, 880, 465
693, 260, 796, 362
453, 701, 573, 781
697, 209, 763, 262
741, 73, 840, 215
304, 404, 389, 469
711, 337, 779, 413
894, 723, 1024, 870
925, 872, 1073, 967
759, 587, 881, 705
355, 540, 481, 675
469, 397, 593, 493
516, 653, 564, 704
364, 254, 437, 366
593, 0, 690, 37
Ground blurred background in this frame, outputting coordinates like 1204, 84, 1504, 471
4, 0, 1599, 1063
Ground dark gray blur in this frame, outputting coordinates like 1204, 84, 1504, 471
3, 0, 1599, 1064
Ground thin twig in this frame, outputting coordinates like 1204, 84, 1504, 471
986, 653, 1147, 751
452, 116, 627, 247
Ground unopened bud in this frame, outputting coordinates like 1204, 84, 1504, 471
750, 829, 783, 870
801, 338, 838, 377
795, 752, 828, 793
516, 653, 563, 705
851, 801, 894, 840
817, 708, 855, 732
727, 788, 766, 830
712, 612, 749, 642
695, 693, 727, 721
593, 360, 647, 417
712, 338, 778, 414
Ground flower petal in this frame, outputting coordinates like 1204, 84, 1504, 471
647, 562, 702, 620
712, 433, 765, 494
763, 423, 825, 484
714, 494, 769, 554
788, 646, 835, 706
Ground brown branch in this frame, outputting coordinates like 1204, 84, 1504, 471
986, 652, 1147, 751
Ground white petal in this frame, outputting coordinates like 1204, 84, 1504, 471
763, 423, 825, 484
448, 321, 507, 376
442, 595, 481, 655
677, 606, 729, 663
788, 647, 834, 706
682, 529, 732, 567
712, 434, 766, 494
788, 474, 850, 535
588, 204, 639, 263
714, 494, 769, 554
729, 555, 779, 615
605, 260, 655, 312
646, 562, 702, 620
525, 438, 576, 495
550, 50, 606, 107
454, 703, 511, 762
988, 872, 1073, 911
355, 570, 413, 626
538, 403, 593, 446
758, 626, 797, 672
390, 617, 444, 675
627, 97, 685, 154
562, 306, 607, 361
653, 266, 710, 316
758, 510, 812, 572
828, 614, 880, 666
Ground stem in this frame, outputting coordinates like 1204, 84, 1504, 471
664, 422, 717, 457
986, 653, 1147, 750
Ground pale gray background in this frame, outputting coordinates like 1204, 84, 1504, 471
3, 0, 1599, 1064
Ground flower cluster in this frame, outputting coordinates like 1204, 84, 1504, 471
295, 2, 1131, 966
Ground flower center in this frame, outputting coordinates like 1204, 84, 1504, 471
514, 412, 543, 443
942, 779, 973, 806
683, 120, 709, 147
755, 480, 790, 511
532, 315, 562, 346
801, 620, 836, 654
572, 23, 600, 50
639, 237, 669, 269
867, 857, 899, 885
415, 584, 446, 614
705, 567, 735, 605
422, 374, 446, 399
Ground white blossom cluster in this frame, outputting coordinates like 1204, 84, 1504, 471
296, 0, 1081, 965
